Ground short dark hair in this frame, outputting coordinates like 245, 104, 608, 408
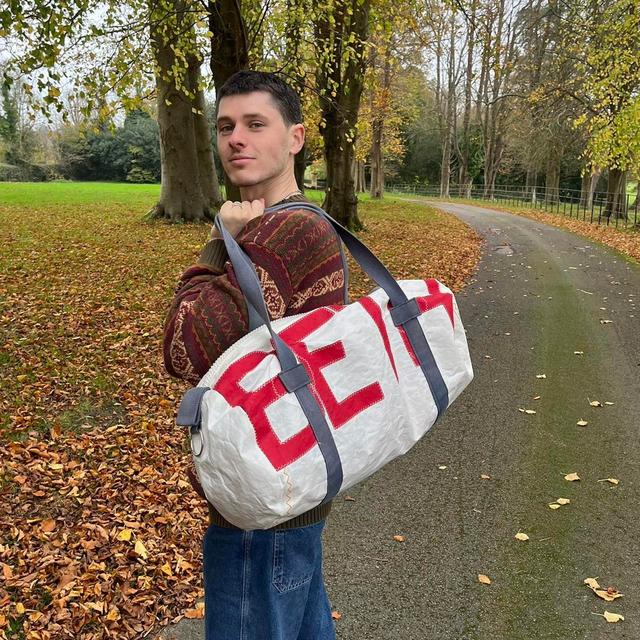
216, 71, 302, 126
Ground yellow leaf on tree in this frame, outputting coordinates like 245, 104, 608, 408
603, 611, 624, 623
117, 529, 132, 542
556, 498, 571, 505
134, 539, 148, 559
564, 473, 581, 482
478, 574, 492, 584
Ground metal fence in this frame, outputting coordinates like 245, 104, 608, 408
386, 183, 640, 230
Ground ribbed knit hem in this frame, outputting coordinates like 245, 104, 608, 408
207, 501, 332, 530
198, 239, 228, 269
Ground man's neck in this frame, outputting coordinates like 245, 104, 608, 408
240, 175, 301, 207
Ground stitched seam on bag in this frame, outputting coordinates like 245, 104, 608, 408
283, 469, 293, 516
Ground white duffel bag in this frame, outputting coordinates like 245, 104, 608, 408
177, 203, 473, 529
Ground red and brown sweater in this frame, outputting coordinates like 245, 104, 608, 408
163, 202, 345, 529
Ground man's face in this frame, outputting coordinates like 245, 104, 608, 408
216, 91, 304, 188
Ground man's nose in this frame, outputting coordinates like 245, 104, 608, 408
227, 125, 247, 148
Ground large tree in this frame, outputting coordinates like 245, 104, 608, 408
313, 0, 372, 230
0, 0, 223, 222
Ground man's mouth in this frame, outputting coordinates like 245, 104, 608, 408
229, 156, 253, 166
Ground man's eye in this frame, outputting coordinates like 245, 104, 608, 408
218, 125, 233, 134
249, 122, 264, 129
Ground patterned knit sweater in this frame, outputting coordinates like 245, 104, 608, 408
163, 201, 346, 529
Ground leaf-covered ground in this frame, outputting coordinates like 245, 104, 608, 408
0, 183, 481, 640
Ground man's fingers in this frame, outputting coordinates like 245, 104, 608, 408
217, 199, 264, 238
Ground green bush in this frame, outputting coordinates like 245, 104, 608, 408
0, 162, 28, 181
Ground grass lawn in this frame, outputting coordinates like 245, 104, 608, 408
0, 181, 481, 639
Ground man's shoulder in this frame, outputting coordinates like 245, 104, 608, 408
257, 203, 334, 238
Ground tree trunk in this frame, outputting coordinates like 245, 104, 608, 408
315, 0, 370, 230
147, 2, 214, 222
440, 11, 456, 198
545, 154, 560, 203
605, 168, 627, 219
295, 145, 306, 191
580, 168, 600, 209
209, 0, 249, 202
458, 0, 477, 197
525, 167, 537, 196
370, 117, 383, 198
193, 73, 223, 210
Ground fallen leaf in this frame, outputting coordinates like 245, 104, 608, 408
574, 351, 584, 355
160, 563, 173, 576
344, 495, 356, 502
556, 498, 571, 505
40, 519, 56, 533
134, 539, 148, 559
184, 602, 205, 619
599, 320, 613, 324
597, 478, 619, 485
480, 474, 491, 480
602, 611, 624, 623
393, 535, 406, 542
117, 528, 133, 542
564, 473, 581, 482
515, 532, 529, 541
548, 503, 561, 509
605, 401, 614, 406
584, 577, 600, 590
589, 399, 602, 407
576, 419, 588, 426
533, 395, 541, 400
331, 611, 342, 620
536, 374, 547, 379
16, 603, 25, 614
438, 465, 447, 470
518, 408, 537, 414
478, 574, 492, 584
595, 588, 623, 602
105, 607, 120, 622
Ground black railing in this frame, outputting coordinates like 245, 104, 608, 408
386, 183, 640, 230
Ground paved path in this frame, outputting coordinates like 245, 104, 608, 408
159, 202, 640, 640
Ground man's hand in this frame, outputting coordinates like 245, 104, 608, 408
210, 199, 265, 240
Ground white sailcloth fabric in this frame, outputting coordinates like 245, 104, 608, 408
190, 277, 473, 530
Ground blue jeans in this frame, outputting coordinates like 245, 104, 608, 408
203, 520, 336, 640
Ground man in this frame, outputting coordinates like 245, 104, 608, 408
163, 70, 345, 639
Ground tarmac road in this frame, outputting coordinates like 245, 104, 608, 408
159, 202, 640, 640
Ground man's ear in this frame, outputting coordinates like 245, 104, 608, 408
290, 123, 305, 155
